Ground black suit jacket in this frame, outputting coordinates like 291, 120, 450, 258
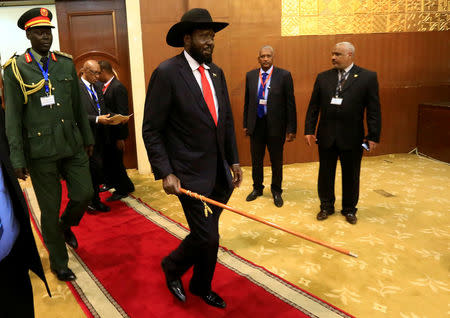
79, 79, 110, 143
0, 109, 50, 295
142, 53, 239, 195
304, 65, 381, 149
243, 66, 297, 137
98, 78, 129, 141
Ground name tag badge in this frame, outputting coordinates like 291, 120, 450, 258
40, 95, 55, 107
259, 99, 267, 105
331, 97, 343, 105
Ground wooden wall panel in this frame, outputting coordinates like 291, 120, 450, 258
139, 0, 450, 166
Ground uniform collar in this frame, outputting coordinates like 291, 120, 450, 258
29, 48, 49, 64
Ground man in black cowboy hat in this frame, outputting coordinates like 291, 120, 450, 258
143, 8, 242, 309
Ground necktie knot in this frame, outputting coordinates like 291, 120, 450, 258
40, 56, 49, 71
198, 65, 205, 74
262, 72, 268, 81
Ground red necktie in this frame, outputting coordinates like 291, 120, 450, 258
198, 65, 217, 126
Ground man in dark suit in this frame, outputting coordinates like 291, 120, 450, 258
79, 60, 114, 213
142, 8, 242, 309
243, 45, 297, 207
0, 107, 50, 317
97, 60, 135, 201
304, 42, 381, 224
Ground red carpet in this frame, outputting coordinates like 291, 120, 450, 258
27, 184, 354, 318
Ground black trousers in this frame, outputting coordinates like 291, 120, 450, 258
103, 143, 134, 195
0, 236, 35, 318
318, 142, 363, 214
163, 165, 232, 295
89, 145, 104, 203
250, 117, 285, 194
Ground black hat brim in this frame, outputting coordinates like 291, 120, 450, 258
166, 21, 229, 47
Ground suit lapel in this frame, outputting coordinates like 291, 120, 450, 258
341, 65, 360, 93
208, 64, 223, 125
80, 79, 98, 113
325, 69, 339, 96
250, 69, 259, 104
267, 67, 279, 104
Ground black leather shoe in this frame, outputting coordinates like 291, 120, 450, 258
106, 192, 128, 202
200, 291, 226, 309
100, 185, 112, 192
161, 258, 186, 302
345, 213, 357, 224
63, 227, 78, 249
51, 268, 76, 281
246, 190, 263, 201
88, 201, 110, 212
272, 192, 283, 207
316, 209, 335, 221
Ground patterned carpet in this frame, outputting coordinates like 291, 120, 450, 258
29, 153, 449, 317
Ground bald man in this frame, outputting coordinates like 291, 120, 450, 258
304, 42, 381, 224
79, 60, 115, 212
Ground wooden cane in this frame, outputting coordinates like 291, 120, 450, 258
179, 188, 358, 258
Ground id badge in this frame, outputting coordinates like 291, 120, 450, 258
40, 95, 55, 107
331, 97, 343, 105
259, 99, 267, 105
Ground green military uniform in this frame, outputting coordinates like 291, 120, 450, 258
3, 47, 94, 270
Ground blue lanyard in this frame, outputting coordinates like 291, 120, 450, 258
84, 83, 101, 114
28, 50, 50, 94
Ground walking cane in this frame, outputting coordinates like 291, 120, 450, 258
179, 188, 358, 258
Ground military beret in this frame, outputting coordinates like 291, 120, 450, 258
18, 7, 55, 30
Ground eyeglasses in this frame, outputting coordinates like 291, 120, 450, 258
87, 69, 101, 75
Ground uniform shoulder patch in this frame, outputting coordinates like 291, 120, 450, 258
2, 53, 18, 69
53, 50, 73, 59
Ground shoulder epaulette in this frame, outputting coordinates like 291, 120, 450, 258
24, 52, 32, 63
53, 50, 73, 59
2, 53, 18, 69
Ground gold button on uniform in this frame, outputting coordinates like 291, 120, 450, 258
37, 132, 41, 136
61, 119, 64, 123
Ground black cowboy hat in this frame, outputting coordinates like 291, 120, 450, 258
166, 8, 228, 47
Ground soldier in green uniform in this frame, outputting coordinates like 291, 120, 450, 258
2, 7, 94, 281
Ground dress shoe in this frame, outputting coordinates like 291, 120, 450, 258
316, 209, 335, 221
51, 268, 77, 281
106, 192, 128, 202
63, 227, 78, 249
345, 213, 357, 224
272, 192, 283, 207
87, 201, 110, 212
246, 189, 263, 201
199, 291, 226, 309
161, 258, 186, 302
100, 185, 112, 192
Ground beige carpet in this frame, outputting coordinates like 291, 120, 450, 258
30, 153, 449, 317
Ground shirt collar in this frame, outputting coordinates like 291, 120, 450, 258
81, 76, 93, 89
104, 76, 114, 87
344, 63, 354, 74
259, 65, 273, 75
184, 50, 210, 71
